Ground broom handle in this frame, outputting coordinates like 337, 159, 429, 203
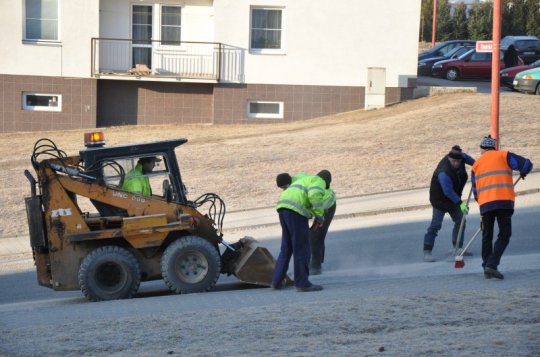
457, 176, 522, 258
454, 185, 473, 253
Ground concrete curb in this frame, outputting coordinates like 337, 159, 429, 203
413, 85, 477, 99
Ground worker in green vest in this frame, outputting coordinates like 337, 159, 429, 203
122, 156, 161, 196
272, 172, 327, 292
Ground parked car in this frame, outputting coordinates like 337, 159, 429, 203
417, 46, 474, 76
499, 59, 540, 89
418, 40, 476, 61
501, 36, 540, 65
513, 67, 540, 95
431, 49, 524, 81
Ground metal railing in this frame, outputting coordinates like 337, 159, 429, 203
91, 38, 242, 82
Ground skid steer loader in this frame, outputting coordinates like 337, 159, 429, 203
24, 132, 286, 301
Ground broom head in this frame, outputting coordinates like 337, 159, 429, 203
454, 256, 465, 269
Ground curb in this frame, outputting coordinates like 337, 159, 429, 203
223, 187, 540, 233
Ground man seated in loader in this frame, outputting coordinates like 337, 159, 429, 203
122, 156, 161, 196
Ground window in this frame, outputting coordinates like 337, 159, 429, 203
471, 52, 490, 61
247, 101, 284, 119
250, 7, 284, 53
161, 6, 181, 45
25, 0, 59, 41
132, 5, 153, 67
103, 155, 175, 199
22, 93, 62, 112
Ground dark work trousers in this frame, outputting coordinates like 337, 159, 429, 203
309, 203, 336, 270
423, 206, 464, 250
272, 208, 311, 288
481, 209, 513, 270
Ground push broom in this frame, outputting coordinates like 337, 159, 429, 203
453, 186, 473, 259
454, 176, 522, 269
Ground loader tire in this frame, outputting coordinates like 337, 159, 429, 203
79, 246, 141, 302
161, 236, 221, 294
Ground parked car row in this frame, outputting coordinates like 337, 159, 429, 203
417, 45, 475, 76
418, 37, 540, 95
431, 49, 523, 81
499, 59, 540, 89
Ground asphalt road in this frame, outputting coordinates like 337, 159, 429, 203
1, 203, 538, 306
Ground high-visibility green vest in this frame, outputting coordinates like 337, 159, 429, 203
122, 164, 152, 196
292, 173, 336, 210
277, 174, 326, 219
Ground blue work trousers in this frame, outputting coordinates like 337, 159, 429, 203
423, 206, 464, 250
272, 209, 311, 288
481, 209, 513, 270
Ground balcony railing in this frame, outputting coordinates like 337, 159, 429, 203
91, 38, 245, 83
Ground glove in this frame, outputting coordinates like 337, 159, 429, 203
520, 172, 527, 180
459, 202, 469, 214
311, 217, 324, 231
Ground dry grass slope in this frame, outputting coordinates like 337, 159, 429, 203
1, 92, 538, 238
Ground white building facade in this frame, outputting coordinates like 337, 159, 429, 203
0, 0, 421, 132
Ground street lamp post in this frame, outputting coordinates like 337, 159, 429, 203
491, 0, 501, 149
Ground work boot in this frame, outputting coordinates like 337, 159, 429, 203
296, 284, 323, 292
423, 250, 435, 262
484, 267, 504, 280
270, 283, 283, 290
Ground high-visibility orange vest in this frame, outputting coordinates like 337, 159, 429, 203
472, 150, 515, 206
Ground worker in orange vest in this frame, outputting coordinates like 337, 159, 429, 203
471, 135, 533, 280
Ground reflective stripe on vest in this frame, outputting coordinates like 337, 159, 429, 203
323, 190, 336, 209
277, 199, 310, 217
473, 151, 515, 206
289, 184, 324, 194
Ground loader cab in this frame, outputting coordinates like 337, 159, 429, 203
79, 137, 189, 204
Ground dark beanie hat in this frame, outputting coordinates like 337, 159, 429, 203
276, 173, 292, 188
317, 170, 332, 188
448, 145, 463, 160
480, 135, 496, 150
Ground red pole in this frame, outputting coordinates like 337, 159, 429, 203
491, 0, 501, 149
432, 0, 437, 47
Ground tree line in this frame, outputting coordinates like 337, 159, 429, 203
420, 0, 540, 42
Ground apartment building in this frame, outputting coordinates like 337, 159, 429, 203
0, 0, 421, 132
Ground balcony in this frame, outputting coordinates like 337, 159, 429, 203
91, 38, 245, 83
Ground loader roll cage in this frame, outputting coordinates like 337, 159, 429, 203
80, 138, 189, 204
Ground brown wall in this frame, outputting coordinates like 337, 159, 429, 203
213, 84, 366, 124
97, 81, 214, 127
0, 74, 96, 133
1, 74, 416, 132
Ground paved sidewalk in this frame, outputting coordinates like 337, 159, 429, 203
2, 172, 538, 257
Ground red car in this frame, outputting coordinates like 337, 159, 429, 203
431, 49, 524, 81
499, 59, 540, 89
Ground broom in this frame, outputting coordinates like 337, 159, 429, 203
453, 186, 473, 257
454, 176, 522, 268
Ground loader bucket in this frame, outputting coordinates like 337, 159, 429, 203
230, 237, 292, 287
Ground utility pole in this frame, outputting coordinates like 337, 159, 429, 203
491, 0, 501, 149
431, 0, 437, 47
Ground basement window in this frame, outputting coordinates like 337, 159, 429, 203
247, 101, 283, 119
22, 92, 62, 112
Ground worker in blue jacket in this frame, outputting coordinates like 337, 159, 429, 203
423, 145, 475, 262
272, 172, 327, 292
